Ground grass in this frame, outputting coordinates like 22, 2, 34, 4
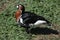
0, 0, 60, 40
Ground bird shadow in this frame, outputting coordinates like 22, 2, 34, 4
28, 27, 59, 35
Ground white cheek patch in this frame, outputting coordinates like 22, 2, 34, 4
34, 20, 46, 26
17, 6, 18, 8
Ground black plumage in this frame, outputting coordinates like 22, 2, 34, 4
16, 4, 51, 33
18, 11, 51, 28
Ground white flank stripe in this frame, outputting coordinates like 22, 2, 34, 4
34, 20, 46, 26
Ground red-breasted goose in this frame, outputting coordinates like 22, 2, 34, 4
15, 4, 51, 32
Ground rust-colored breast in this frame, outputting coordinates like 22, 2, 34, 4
15, 10, 21, 21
